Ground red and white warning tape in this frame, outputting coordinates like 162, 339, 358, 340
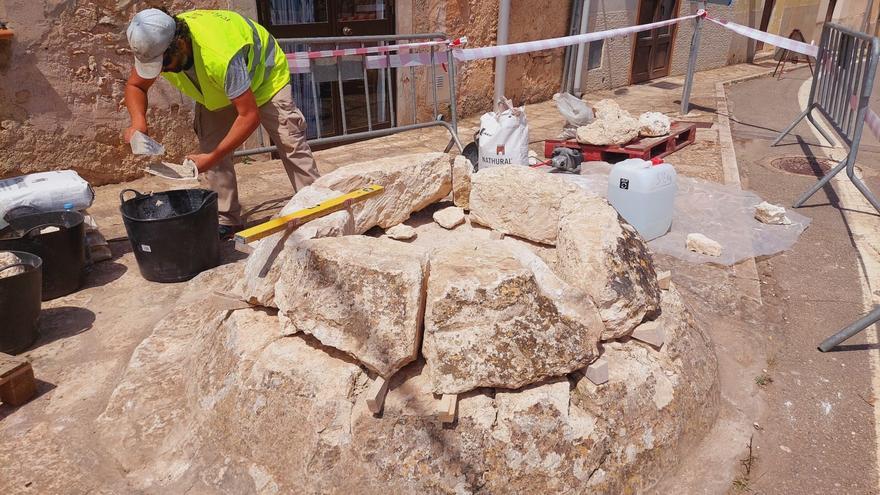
451, 13, 701, 61
704, 14, 818, 57
286, 37, 466, 60
289, 51, 450, 74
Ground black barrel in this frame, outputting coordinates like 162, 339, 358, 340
0, 251, 42, 354
0, 211, 85, 300
119, 188, 220, 283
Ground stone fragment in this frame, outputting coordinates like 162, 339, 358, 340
556, 194, 662, 340
686, 233, 723, 257
577, 99, 640, 146
366, 377, 390, 414
276, 236, 429, 378
630, 320, 665, 348
657, 270, 671, 290
584, 358, 609, 385
452, 155, 472, 209
438, 394, 457, 423
489, 231, 505, 240
433, 206, 465, 230
0, 251, 26, 279
754, 201, 792, 225
592, 99, 623, 120
639, 111, 671, 137
385, 224, 417, 241
313, 152, 455, 233
237, 185, 355, 307
423, 240, 603, 394
469, 165, 580, 245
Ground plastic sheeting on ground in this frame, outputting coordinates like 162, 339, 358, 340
560, 163, 811, 266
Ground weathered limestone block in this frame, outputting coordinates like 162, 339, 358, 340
754, 201, 791, 225
570, 285, 719, 493
577, 99, 639, 146
556, 194, 662, 340
275, 236, 429, 378
686, 233, 723, 257
639, 111, 671, 137
236, 185, 354, 307
469, 165, 580, 245
592, 99, 624, 120
423, 240, 603, 394
452, 155, 472, 209
384, 224, 416, 240
577, 116, 640, 146
313, 152, 455, 233
433, 206, 465, 229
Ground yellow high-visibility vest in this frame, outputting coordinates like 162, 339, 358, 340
162, 10, 289, 111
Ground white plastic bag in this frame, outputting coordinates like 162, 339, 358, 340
553, 92, 594, 126
478, 98, 529, 169
0, 170, 95, 228
129, 130, 166, 155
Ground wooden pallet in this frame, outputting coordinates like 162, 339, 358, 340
0, 353, 36, 407
544, 122, 697, 162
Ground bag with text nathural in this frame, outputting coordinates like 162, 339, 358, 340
478, 98, 529, 170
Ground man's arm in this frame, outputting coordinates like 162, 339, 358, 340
186, 88, 260, 173
124, 68, 157, 142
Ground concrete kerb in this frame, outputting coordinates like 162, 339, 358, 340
712, 65, 784, 307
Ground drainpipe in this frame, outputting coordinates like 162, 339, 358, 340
493, 0, 511, 107
572, 0, 592, 97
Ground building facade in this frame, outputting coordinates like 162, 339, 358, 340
0, 0, 876, 184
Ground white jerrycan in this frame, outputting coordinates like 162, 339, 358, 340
607, 157, 677, 241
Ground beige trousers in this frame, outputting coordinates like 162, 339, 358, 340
195, 84, 320, 226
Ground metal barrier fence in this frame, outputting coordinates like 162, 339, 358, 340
234, 33, 463, 157
769, 23, 880, 351
772, 22, 880, 214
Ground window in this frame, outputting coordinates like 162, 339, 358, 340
588, 40, 604, 70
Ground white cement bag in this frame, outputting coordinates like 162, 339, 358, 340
0, 170, 95, 228
478, 98, 529, 169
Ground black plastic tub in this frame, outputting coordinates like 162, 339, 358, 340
0, 210, 85, 300
0, 251, 42, 354
119, 188, 220, 283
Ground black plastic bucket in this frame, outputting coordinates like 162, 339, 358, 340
0, 211, 85, 300
0, 251, 42, 354
119, 188, 220, 283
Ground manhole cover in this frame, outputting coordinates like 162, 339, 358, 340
768, 156, 836, 177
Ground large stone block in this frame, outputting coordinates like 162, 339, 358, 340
468, 165, 580, 245
555, 194, 661, 340
422, 240, 603, 394
313, 152, 456, 233
275, 235, 429, 378
236, 185, 355, 307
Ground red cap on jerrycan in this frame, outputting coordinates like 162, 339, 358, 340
651, 157, 664, 166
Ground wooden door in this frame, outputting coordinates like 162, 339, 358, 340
256, 1, 396, 142
631, 0, 680, 84
757, 0, 776, 50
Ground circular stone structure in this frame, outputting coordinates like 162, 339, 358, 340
98, 155, 719, 493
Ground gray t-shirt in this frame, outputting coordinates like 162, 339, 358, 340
184, 47, 251, 100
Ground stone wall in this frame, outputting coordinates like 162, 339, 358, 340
0, 1, 237, 186
582, 0, 757, 92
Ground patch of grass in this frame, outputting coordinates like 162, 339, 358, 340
755, 374, 773, 387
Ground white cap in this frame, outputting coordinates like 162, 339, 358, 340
126, 9, 176, 79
